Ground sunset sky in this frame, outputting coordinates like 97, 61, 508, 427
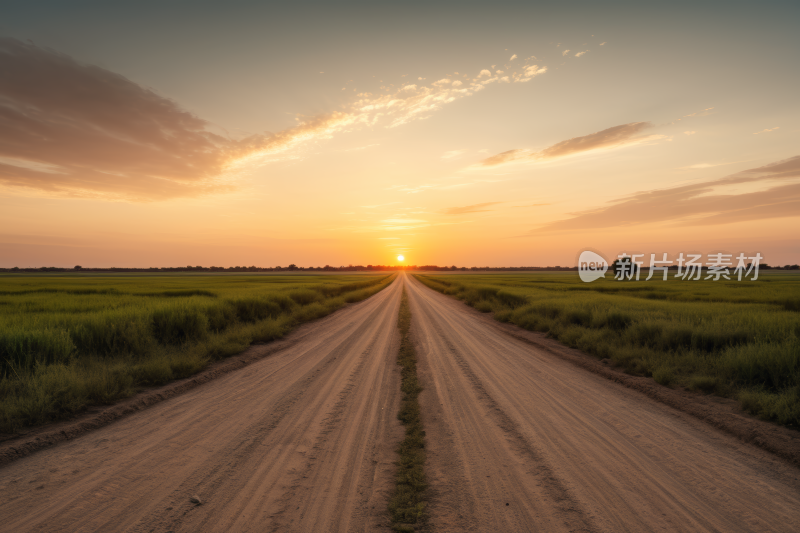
1, 1, 798, 267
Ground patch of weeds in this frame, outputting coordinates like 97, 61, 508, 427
388, 286, 428, 531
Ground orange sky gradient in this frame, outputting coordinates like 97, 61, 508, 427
0, 2, 798, 267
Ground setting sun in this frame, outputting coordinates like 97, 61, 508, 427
397, 255, 405, 262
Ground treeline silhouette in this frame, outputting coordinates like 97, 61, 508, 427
2, 264, 582, 273
2, 263, 795, 273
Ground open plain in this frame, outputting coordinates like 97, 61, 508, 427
1, 273, 799, 532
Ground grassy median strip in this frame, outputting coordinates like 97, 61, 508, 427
0, 273, 395, 433
414, 272, 800, 428
388, 286, 428, 532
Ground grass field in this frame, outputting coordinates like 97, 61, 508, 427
414, 271, 800, 427
0, 272, 395, 432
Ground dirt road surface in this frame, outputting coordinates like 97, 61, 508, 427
0, 278, 404, 533
2, 273, 800, 533
405, 274, 800, 532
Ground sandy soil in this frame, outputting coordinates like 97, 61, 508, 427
0, 278, 404, 533
405, 274, 800, 533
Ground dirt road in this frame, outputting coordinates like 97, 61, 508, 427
405, 274, 800, 533
2, 273, 800, 533
0, 277, 404, 533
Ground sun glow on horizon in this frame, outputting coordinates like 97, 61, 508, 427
397, 255, 405, 262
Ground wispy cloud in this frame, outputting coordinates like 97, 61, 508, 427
684, 131, 696, 135
562, 49, 571, 56
754, 127, 780, 135
684, 107, 714, 117
575, 50, 588, 57
534, 155, 800, 232
475, 122, 666, 168
442, 202, 503, 215
0, 37, 549, 201
678, 160, 751, 170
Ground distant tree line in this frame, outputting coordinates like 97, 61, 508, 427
1, 263, 796, 273
0, 264, 582, 273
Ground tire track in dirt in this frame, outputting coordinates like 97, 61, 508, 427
0, 277, 404, 533
405, 273, 800, 533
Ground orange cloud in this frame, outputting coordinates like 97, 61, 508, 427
0, 38, 358, 201
477, 122, 662, 167
535, 155, 800, 232
0, 38, 550, 201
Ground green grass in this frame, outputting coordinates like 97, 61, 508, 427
414, 271, 800, 428
389, 286, 428, 532
0, 272, 395, 432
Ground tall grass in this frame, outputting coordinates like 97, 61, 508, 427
0, 273, 395, 432
415, 272, 800, 428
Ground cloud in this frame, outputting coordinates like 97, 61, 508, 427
754, 127, 780, 135
0, 37, 360, 201
680, 162, 733, 170
575, 50, 588, 57
518, 65, 547, 82
476, 122, 665, 167
538, 122, 660, 159
442, 202, 503, 215
509, 54, 518, 61
477, 69, 493, 78
477, 149, 529, 166
562, 49, 571, 56
0, 38, 549, 201
600, 42, 607, 46
684, 107, 714, 117
535, 155, 800, 232
684, 131, 696, 135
